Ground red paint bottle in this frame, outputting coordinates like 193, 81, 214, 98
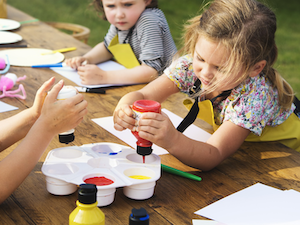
132, 100, 161, 156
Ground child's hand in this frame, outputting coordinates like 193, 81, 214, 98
64, 57, 87, 70
113, 104, 136, 131
30, 77, 56, 120
38, 80, 88, 135
77, 64, 108, 85
137, 111, 179, 150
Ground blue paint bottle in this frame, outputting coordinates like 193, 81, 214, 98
129, 207, 149, 225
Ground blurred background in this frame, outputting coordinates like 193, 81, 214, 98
9, 0, 300, 98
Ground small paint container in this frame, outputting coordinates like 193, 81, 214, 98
123, 181, 156, 200
83, 174, 116, 207
123, 167, 156, 200
96, 187, 116, 207
45, 176, 77, 195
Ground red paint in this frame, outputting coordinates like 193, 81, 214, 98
143, 156, 145, 164
132, 100, 161, 156
84, 176, 114, 186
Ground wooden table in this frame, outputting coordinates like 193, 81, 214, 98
1, 5, 300, 225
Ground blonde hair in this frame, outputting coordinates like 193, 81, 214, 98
181, 0, 294, 109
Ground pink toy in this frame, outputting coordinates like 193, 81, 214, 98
0, 73, 27, 99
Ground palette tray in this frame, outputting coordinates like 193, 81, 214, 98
41, 142, 161, 207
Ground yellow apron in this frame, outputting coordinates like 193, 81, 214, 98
183, 98, 300, 152
107, 35, 140, 69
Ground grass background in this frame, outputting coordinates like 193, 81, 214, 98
9, 0, 300, 98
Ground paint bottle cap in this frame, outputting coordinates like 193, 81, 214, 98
136, 145, 152, 156
132, 100, 161, 113
129, 208, 149, 225
59, 132, 75, 144
78, 184, 97, 204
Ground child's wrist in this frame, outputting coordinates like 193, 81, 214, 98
27, 107, 40, 124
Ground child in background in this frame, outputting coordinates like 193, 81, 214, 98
0, 77, 88, 203
65, 0, 177, 85
113, 0, 300, 171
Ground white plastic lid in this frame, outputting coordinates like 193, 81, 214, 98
57, 86, 77, 100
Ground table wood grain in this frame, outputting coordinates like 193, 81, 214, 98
1, 5, 300, 225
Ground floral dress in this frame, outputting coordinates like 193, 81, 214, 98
164, 54, 295, 136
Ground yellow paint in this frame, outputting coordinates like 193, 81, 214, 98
129, 175, 151, 180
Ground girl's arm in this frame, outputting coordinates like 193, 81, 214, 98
137, 112, 250, 171
78, 63, 158, 85
0, 108, 38, 152
0, 79, 88, 203
161, 120, 251, 171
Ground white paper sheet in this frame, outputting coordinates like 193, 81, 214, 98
0, 101, 18, 113
51, 60, 127, 88
195, 183, 300, 225
192, 220, 226, 225
92, 108, 212, 155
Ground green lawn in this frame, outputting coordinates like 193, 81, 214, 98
9, 0, 300, 98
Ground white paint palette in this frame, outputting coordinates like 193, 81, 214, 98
41, 142, 161, 207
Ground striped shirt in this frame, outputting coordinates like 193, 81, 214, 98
104, 8, 177, 75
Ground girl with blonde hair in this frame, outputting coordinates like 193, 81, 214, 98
113, 0, 300, 171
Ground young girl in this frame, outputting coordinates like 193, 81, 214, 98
65, 0, 177, 85
0, 78, 87, 203
113, 0, 300, 171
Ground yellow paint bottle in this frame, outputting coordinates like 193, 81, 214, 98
69, 184, 105, 225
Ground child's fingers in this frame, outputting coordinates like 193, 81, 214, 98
114, 123, 126, 131
123, 105, 135, 117
46, 80, 64, 101
36, 77, 55, 96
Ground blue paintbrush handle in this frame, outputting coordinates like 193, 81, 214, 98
32, 62, 65, 68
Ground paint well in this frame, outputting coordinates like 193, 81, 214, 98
84, 176, 114, 186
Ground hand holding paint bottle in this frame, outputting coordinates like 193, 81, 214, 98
57, 86, 77, 144
132, 100, 161, 159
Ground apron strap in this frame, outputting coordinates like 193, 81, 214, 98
176, 79, 231, 133
115, 26, 135, 44
177, 96, 200, 133
293, 96, 300, 118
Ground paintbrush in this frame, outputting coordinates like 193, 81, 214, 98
41, 47, 77, 55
